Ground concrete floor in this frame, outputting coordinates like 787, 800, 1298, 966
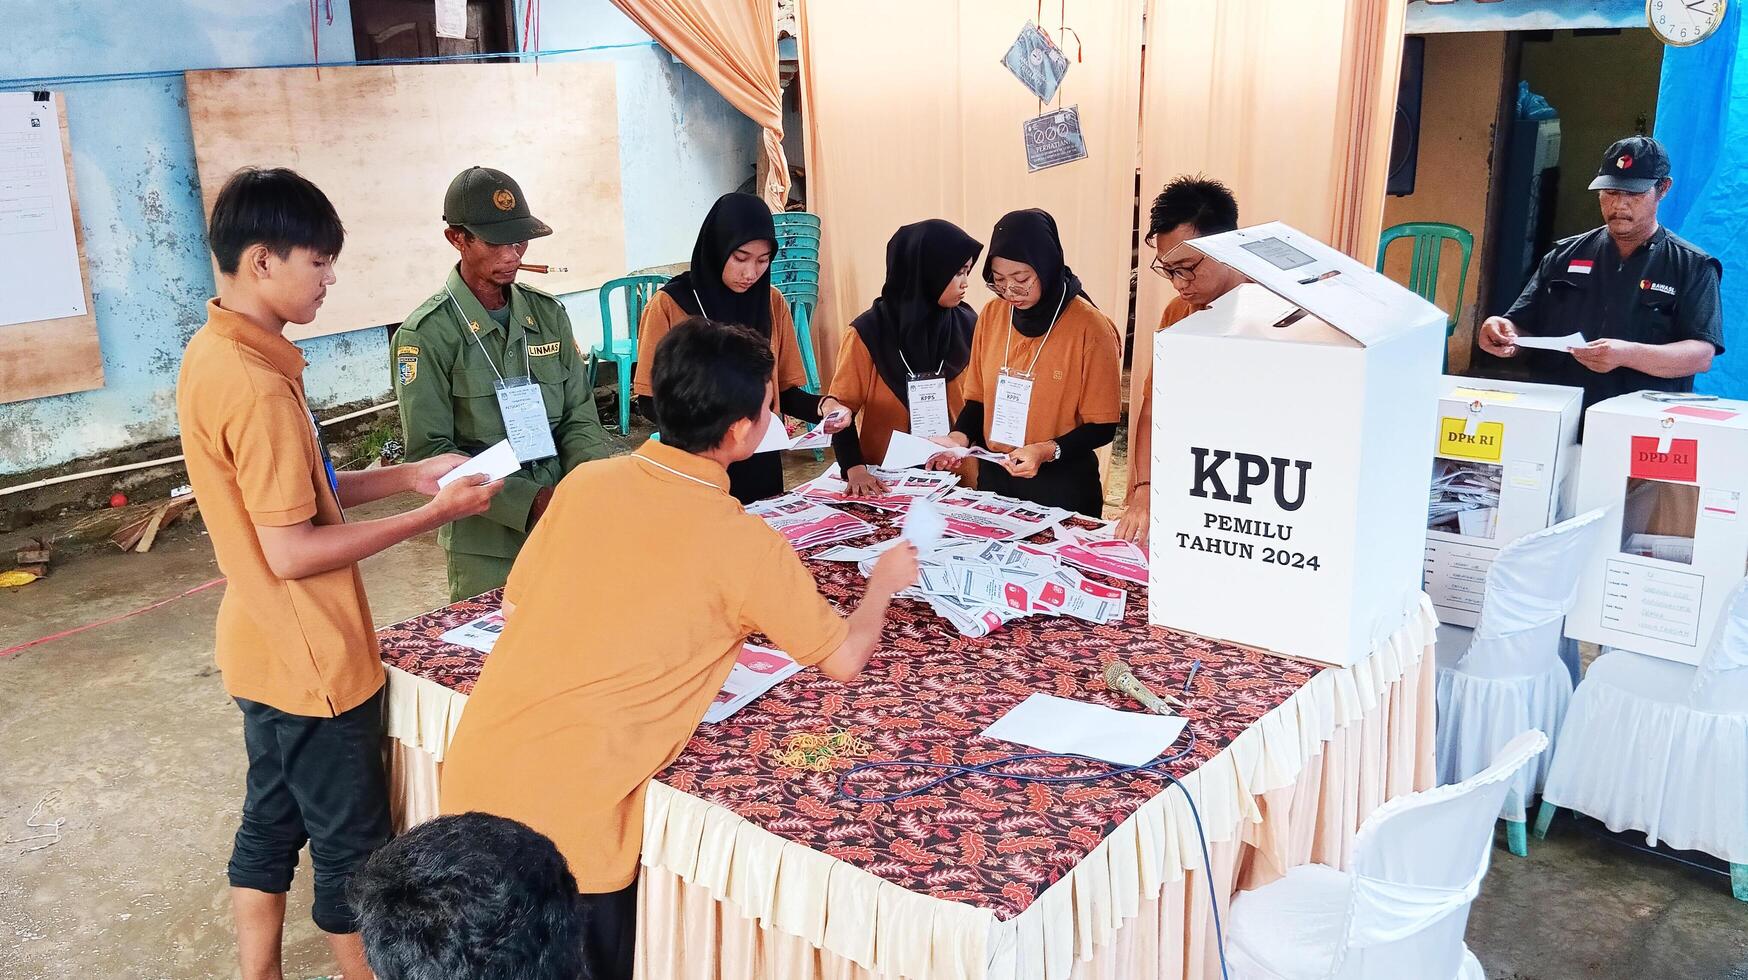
2, 458, 1745, 979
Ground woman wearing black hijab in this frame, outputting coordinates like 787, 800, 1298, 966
933, 209, 1122, 516
634, 193, 848, 503
828, 219, 983, 496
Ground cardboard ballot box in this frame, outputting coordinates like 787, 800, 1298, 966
1424, 377, 1583, 627
1566, 393, 1748, 665
1148, 222, 1444, 667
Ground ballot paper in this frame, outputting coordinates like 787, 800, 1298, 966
1513, 331, 1587, 352
1427, 458, 1503, 537
748, 495, 877, 550
881, 430, 1010, 470
703, 644, 803, 724
1038, 538, 1150, 585
436, 440, 520, 489
753, 410, 848, 454
438, 610, 508, 654
812, 537, 907, 562
793, 465, 958, 513
901, 498, 947, 556
982, 693, 1188, 767
935, 489, 1071, 542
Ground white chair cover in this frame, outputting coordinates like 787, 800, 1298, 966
1228, 731, 1549, 980
1543, 577, 1748, 863
1435, 510, 1609, 821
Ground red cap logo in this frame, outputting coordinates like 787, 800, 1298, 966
1618, 154, 1634, 170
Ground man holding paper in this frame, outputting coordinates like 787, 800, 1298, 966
1480, 137, 1723, 417
395, 167, 612, 601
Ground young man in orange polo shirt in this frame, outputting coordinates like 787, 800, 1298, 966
1118, 175, 1247, 545
440, 318, 920, 980
177, 167, 503, 980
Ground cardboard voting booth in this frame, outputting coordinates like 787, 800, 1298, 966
1567, 394, 1748, 665
1424, 377, 1583, 627
1148, 222, 1444, 667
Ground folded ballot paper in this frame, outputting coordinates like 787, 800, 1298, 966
1427, 458, 1502, 537
747, 494, 878, 550
702, 644, 803, 724
881, 430, 1009, 470
849, 531, 1132, 638
934, 488, 1072, 542
754, 410, 849, 454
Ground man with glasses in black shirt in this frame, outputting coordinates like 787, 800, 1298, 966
1480, 136, 1723, 424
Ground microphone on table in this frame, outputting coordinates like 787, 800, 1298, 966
1104, 659, 1182, 716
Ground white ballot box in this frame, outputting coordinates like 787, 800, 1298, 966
1424, 377, 1583, 627
1566, 393, 1748, 665
1147, 222, 1444, 667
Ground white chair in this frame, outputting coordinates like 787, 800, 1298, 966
1536, 576, 1748, 903
1226, 730, 1549, 980
1434, 509, 1608, 856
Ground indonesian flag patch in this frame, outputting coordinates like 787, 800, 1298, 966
1566, 259, 1594, 275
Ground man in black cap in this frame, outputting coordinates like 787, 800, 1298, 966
395, 167, 611, 601
1480, 135, 1723, 417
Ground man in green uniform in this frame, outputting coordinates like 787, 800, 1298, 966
396, 166, 612, 601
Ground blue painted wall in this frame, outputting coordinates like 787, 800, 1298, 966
0, 0, 759, 478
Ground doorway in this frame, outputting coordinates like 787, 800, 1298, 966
351, 0, 517, 61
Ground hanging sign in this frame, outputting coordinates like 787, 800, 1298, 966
1023, 106, 1088, 172
1002, 21, 1071, 102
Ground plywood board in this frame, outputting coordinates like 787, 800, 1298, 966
0, 93, 105, 405
186, 64, 626, 341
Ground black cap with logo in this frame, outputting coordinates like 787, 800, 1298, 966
1588, 136, 1671, 193
442, 166, 553, 245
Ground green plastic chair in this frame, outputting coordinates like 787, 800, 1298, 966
773, 212, 824, 393
592, 274, 668, 434
1376, 222, 1474, 370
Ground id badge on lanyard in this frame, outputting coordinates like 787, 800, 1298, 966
989, 367, 1034, 448
450, 288, 557, 464
907, 373, 951, 438
494, 377, 558, 463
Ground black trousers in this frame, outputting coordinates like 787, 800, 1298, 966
579, 880, 638, 980
228, 688, 390, 934
975, 450, 1105, 517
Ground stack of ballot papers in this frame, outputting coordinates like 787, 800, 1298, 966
1428, 458, 1502, 537
748, 494, 877, 550
793, 465, 960, 513
934, 488, 1073, 542
819, 535, 1129, 638
1033, 535, 1150, 585
702, 644, 803, 724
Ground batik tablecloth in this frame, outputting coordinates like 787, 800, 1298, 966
379, 518, 1437, 980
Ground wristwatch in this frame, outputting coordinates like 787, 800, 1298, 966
1049, 441, 1062, 462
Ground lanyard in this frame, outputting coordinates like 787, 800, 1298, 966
692, 289, 708, 318
1000, 283, 1069, 378
898, 350, 946, 378
633, 452, 722, 492
447, 288, 529, 381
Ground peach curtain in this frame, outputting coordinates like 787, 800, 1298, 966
797, 0, 1145, 389
1130, 0, 1408, 435
609, 0, 790, 209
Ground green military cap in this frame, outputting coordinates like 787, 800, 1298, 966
442, 166, 554, 245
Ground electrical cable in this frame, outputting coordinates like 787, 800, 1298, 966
837, 727, 1230, 980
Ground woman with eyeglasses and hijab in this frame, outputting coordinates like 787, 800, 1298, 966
634, 193, 849, 504
932, 209, 1122, 516
829, 219, 983, 496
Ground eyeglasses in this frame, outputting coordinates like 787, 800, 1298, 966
1150, 255, 1203, 284
988, 274, 1037, 297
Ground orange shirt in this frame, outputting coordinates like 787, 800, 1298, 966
633, 288, 809, 412
438, 440, 850, 891
176, 299, 382, 717
962, 295, 1122, 451
1129, 295, 1201, 490
827, 331, 969, 465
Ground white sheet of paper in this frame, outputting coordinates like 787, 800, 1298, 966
901, 497, 946, 556
438, 610, 507, 654
882, 429, 952, 469
0, 93, 88, 327
437, 439, 520, 488
753, 412, 791, 453
981, 693, 1187, 767
1513, 331, 1587, 352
